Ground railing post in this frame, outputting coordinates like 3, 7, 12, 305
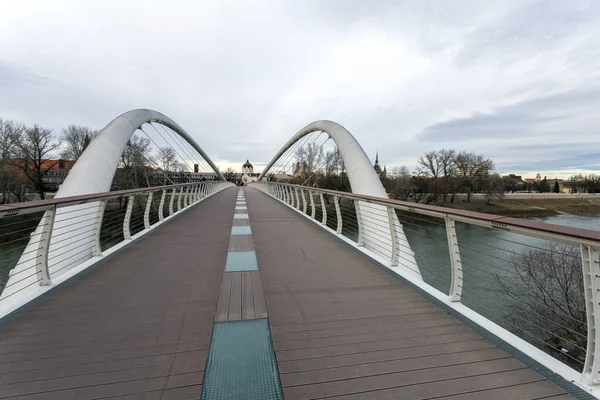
158, 189, 166, 221
295, 187, 300, 210
581, 244, 600, 385
36, 205, 56, 286
169, 188, 176, 216
177, 187, 183, 211
334, 195, 342, 234
289, 187, 294, 207
355, 200, 364, 246
123, 195, 135, 240
387, 206, 400, 267
310, 191, 316, 219
184, 186, 190, 208
301, 189, 307, 214
320, 193, 327, 225
92, 200, 107, 257
144, 191, 153, 229
446, 216, 464, 302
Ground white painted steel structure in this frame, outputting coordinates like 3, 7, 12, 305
1, 109, 228, 304
259, 120, 421, 279
251, 181, 600, 397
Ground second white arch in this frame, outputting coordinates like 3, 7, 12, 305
259, 120, 422, 279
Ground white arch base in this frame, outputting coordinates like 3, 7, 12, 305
259, 120, 422, 279
1, 109, 227, 303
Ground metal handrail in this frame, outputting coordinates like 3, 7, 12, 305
253, 180, 600, 392
0, 182, 217, 218
269, 182, 600, 246
0, 181, 232, 313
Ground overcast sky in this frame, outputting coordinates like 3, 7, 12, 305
1, 0, 599, 177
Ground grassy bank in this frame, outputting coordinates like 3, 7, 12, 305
436, 197, 600, 217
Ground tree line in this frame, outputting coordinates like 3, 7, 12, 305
0, 118, 195, 204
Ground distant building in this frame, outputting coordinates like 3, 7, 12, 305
241, 160, 259, 184
505, 174, 525, 186
4, 158, 75, 191
373, 152, 383, 175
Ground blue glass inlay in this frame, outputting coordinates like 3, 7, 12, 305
225, 251, 258, 271
231, 226, 252, 235
234, 214, 249, 219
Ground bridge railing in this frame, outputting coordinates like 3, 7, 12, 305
0, 181, 232, 316
252, 181, 600, 392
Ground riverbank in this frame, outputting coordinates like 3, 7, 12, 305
436, 197, 600, 217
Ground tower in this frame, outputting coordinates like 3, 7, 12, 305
373, 151, 382, 175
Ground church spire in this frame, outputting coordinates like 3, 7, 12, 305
375, 151, 379, 164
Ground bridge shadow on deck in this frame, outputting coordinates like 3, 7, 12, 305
244, 187, 574, 400
0, 188, 237, 399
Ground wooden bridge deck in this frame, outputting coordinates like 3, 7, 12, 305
0, 187, 576, 399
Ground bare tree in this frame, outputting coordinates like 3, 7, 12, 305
158, 147, 177, 171
388, 166, 413, 201
0, 119, 20, 203
417, 149, 458, 203
61, 125, 98, 161
498, 242, 585, 368
454, 151, 495, 202
295, 142, 324, 180
482, 173, 505, 204
417, 151, 443, 180
439, 149, 456, 202
11, 125, 61, 200
114, 136, 153, 189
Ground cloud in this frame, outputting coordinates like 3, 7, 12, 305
418, 86, 600, 142
0, 0, 599, 176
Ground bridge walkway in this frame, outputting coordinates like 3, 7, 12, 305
0, 187, 575, 399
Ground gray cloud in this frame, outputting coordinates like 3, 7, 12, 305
0, 0, 598, 176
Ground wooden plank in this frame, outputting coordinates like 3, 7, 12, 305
228, 272, 242, 321
244, 187, 574, 400
251, 271, 268, 319
0, 187, 238, 399
214, 273, 232, 322
433, 380, 568, 399
228, 235, 255, 252
242, 272, 255, 320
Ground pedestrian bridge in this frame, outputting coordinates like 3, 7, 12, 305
0, 109, 598, 399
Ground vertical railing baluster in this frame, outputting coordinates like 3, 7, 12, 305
355, 200, 364, 246
295, 187, 300, 210
177, 187, 183, 211
445, 216, 463, 302
581, 244, 600, 385
310, 191, 316, 219
184, 186, 190, 208
36, 205, 56, 286
334, 196, 342, 234
123, 195, 135, 240
301, 189, 307, 214
320, 193, 327, 225
92, 200, 107, 257
169, 188, 176, 216
158, 190, 166, 221
144, 191, 153, 229
387, 206, 399, 267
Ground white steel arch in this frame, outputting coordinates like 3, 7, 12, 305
1, 109, 224, 301
60, 108, 225, 196
259, 120, 422, 279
